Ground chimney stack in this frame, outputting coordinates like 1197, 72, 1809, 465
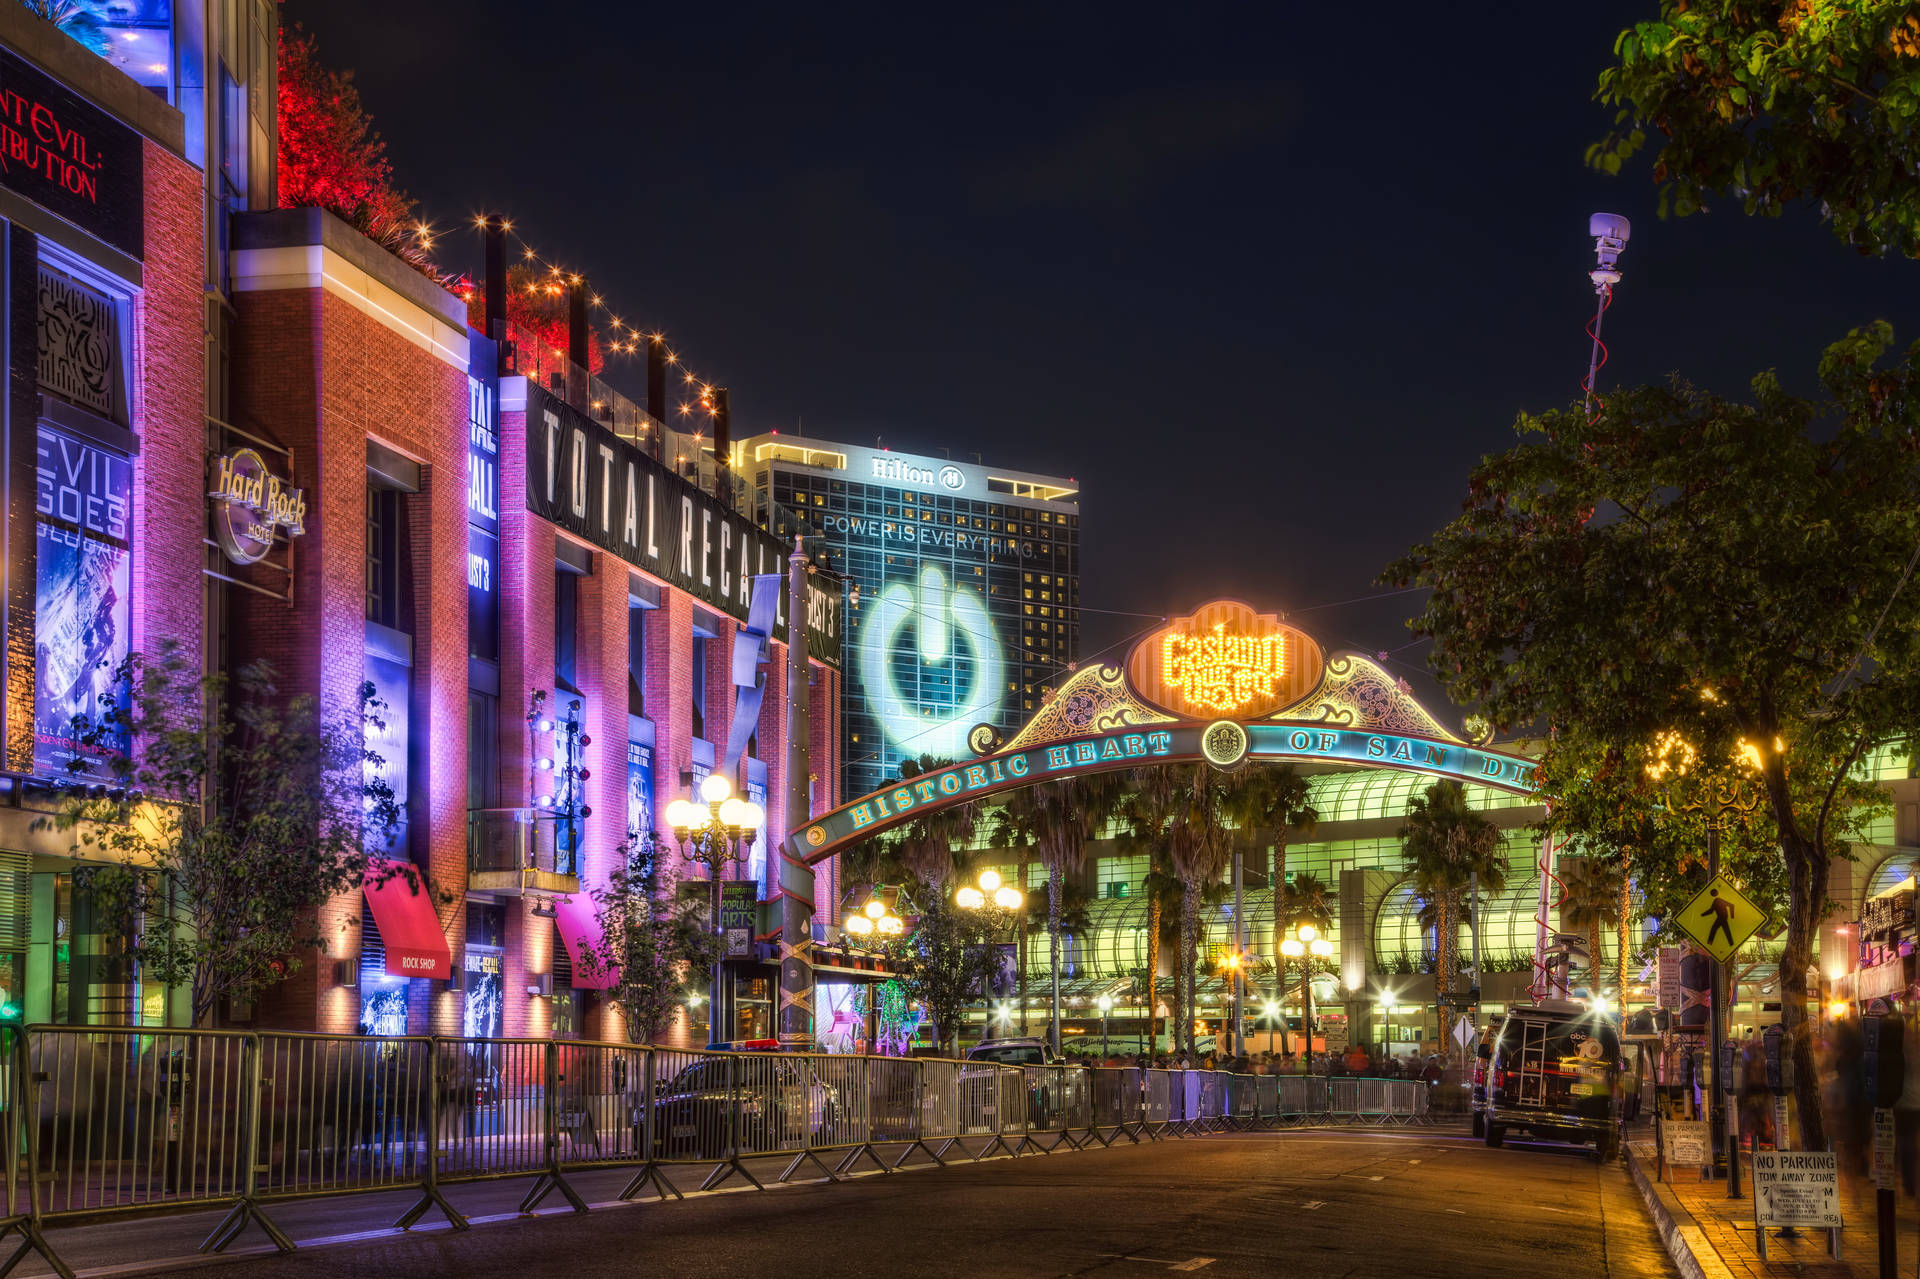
483, 216, 507, 370
711, 387, 731, 503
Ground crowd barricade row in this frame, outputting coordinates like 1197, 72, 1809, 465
0, 1025, 1443, 1277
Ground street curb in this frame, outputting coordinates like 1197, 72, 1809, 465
1625, 1144, 1736, 1279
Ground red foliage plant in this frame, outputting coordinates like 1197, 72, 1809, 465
276, 26, 426, 269
461, 263, 605, 376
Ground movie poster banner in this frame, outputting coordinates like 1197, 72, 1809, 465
33, 424, 130, 779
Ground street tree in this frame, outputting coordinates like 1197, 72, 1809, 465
1400, 781, 1505, 1055
44, 645, 401, 1026
1385, 325, 1920, 1145
891, 899, 1004, 1057
1592, 1, 1920, 257
577, 833, 721, 1043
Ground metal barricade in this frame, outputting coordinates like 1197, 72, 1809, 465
29, 1025, 254, 1221
550, 1040, 649, 1166
1327, 1075, 1358, 1120
1353, 1077, 1392, 1124
253, 1032, 432, 1203
1088, 1067, 1143, 1142
432, 1037, 551, 1183
1143, 1068, 1171, 1137
1254, 1075, 1278, 1123
1060, 1067, 1092, 1138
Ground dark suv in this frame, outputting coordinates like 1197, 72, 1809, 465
648, 1056, 840, 1159
1480, 1001, 1623, 1161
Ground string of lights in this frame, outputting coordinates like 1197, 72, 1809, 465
403, 212, 730, 426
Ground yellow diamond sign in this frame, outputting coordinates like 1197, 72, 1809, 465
1674, 875, 1767, 963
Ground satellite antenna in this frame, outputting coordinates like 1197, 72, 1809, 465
1583, 213, 1631, 414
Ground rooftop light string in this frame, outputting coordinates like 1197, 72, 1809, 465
407, 213, 732, 427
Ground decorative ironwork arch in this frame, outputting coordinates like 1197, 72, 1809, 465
781, 599, 1538, 866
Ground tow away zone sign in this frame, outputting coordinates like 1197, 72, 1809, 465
1753, 1151, 1841, 1228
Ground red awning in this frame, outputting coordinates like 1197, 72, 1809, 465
364, 860, 451, 980
555, 895, 615, 989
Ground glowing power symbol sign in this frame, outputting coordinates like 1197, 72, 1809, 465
857, 565, 1003, 760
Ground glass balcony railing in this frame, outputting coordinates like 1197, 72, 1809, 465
467, 808, 579, 896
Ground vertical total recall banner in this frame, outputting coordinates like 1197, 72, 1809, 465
626, 739, 653, 840
34, 425, 130, 778
467, 367, 500, 664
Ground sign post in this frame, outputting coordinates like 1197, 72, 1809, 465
1674, 870, 1767, 1197
1751, 1150, 1843, 1261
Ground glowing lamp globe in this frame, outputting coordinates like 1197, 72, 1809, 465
877, 915, 904, 936
1096, 995, 1113, 1013
700, 773, 732, 804
718, 797, 750, 829
845, 914, 874, 936
739, 800, 764, 829
993, 886, 1023, 910
955, 886, 986, 910
1310, 938, 1334, 958
664, 798, 697, 831
978, 869, 1002, 892
1297, 924, 1318, 943
864, 899, 887, 920
1280, 938, 1305, 959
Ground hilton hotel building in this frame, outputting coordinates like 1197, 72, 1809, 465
738, 434, 1079, 801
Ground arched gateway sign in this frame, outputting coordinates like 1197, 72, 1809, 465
781, 599, 1538, 867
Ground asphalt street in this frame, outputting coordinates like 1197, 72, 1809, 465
28, 1126, 1679, 1279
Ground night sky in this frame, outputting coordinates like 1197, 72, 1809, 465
289, 2, 1920, 703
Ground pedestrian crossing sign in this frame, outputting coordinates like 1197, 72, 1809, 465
1674, 875, 1766, 963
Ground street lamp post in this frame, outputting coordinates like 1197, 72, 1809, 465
956, 868, 1025, 1044
1646, 732, 1764, 1201
664, 774, 764, 1040
1280, 924, 1334, 1069
1097, 994, 1113, 1057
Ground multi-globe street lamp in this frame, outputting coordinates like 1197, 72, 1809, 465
956, 868, 1025, 1042
663, 773, 764, 1035
1280, 924, 1334, 1067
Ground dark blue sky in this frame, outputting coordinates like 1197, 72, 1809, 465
291, 1, 1920, 697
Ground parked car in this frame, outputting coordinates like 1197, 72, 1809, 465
648, 1055, 840, 1160
966, 1037, 1065, 1128
1480, 1000, 1623, 1161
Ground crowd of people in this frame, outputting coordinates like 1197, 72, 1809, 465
1065, 1045, 1451, 1083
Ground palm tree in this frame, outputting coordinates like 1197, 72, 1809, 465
991, 771, 1125, 1052
1400, 780, 1504, 1055
1225, 765, 1319, 1053
888, 756, 979, 893
1120, 766, 1189, 1053
1278, 871, 1336, 1057
1558, 854, 1627, 998
1166, 767, 1233, 1058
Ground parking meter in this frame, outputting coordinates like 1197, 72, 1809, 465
1863, 1014, 1906, 1108
1762, 1024, 1785, 1092
1720, 1040, 1738, 1094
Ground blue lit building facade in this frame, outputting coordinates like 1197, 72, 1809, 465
740, 434, 1078, 802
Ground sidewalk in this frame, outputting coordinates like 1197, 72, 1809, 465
1626, 1138, 1919, 1279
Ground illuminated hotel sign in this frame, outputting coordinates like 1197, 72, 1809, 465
1127, 600, 1322, 720
870, 456, 965, 492
524, 385, 842, 668
208, 448, 306, 566
0, 47, 145, 258
788, 722, 1537, 864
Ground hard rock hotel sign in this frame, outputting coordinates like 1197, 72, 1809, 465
783, 599, 1538, 864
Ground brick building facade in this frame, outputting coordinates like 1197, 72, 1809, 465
224, 209, 843, 1044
